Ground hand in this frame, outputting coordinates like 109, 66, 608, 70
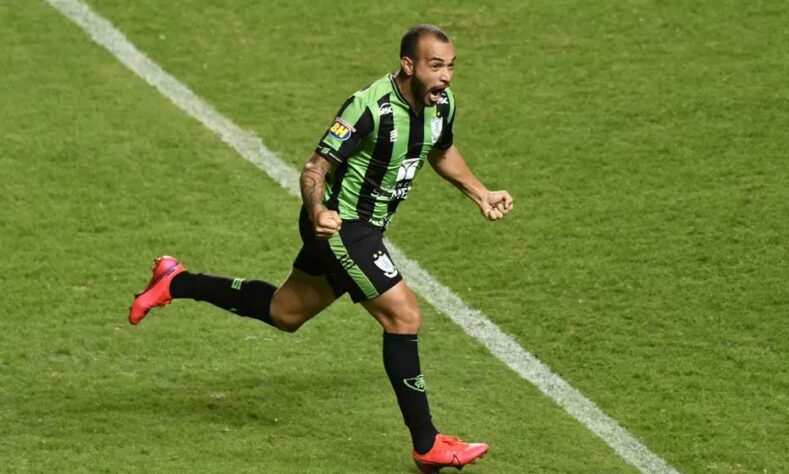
479, 190, 514, 221
311, 208, 342, 239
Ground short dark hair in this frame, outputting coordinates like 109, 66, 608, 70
399, 24, 450, 59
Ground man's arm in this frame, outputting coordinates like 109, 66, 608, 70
428, 145, 514, 221
300, 152, 342, 239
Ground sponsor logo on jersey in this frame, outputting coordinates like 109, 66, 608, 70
389, 129, 398, 143
396, 158, 421, 182
430, 117, 443, 145
383, 157, 421, 201
373, 250, 398, 278
390, 186, 411, 201
368, 158, 422, 203
329, 117, 354, 141
369, 216, 388, 228
379, 102, 393, 116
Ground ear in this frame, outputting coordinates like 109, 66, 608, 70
400, 56, 415, 76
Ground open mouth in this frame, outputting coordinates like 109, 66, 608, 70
428, 87, 445, 103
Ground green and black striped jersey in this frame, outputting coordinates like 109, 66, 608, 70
315, 73, 456, 230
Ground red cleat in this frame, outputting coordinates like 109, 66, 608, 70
413, 434, 489, 473
129, 256, 184, 325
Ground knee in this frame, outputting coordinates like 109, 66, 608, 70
278, 320, 304, 333
270, 311, 306, 333
388, 306, 422, 334
269, 295, 305, 333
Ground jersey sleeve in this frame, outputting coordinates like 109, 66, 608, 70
434, 89, 456, 150
315, 94, 374, 164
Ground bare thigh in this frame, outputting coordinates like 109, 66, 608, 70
269, 267, 338, 332
362, 280, 422, 334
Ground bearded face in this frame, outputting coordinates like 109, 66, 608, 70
405, 35, 456, 107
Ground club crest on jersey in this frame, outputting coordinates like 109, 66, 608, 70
379, 102, 393, 116
372, 250, 398, 278
329, 117, 354, 141
430, 117, 443, 144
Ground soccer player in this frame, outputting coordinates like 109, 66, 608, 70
130, 24, 513, 472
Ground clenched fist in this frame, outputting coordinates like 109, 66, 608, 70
311, 208, 342, 239
479, 191, 514, 221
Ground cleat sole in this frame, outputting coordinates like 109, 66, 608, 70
414, 451, 487, 473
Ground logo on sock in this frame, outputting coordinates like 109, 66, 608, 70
403, 374, 426, 392
231, 278, 245, 290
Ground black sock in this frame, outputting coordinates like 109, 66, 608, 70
382, 332, 439, 455
169, 271, 276, 326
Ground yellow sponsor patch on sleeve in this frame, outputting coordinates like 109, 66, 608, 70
329, 117, 354, 141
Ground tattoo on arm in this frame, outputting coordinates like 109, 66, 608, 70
300, 170, 322, 207
300, 154, 333, 217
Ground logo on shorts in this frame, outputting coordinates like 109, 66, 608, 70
329, 118, 354, 141
403, 374, 426, 392
373, 250, 398, 278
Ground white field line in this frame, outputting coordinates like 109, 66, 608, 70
44, 1, 680, 472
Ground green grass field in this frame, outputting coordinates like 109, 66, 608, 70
2, 0, 787, 472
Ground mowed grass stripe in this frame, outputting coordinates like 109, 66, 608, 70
44, 0, 677, 472
77, 1, 789, 471
2, 1, 639, 472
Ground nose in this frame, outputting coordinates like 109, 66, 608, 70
440, 68, 452, 84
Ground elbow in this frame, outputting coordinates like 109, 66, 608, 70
301, 158, 317, 175
302, 153, 332, 177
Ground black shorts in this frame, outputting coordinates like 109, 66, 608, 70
293, 207, 403, 303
